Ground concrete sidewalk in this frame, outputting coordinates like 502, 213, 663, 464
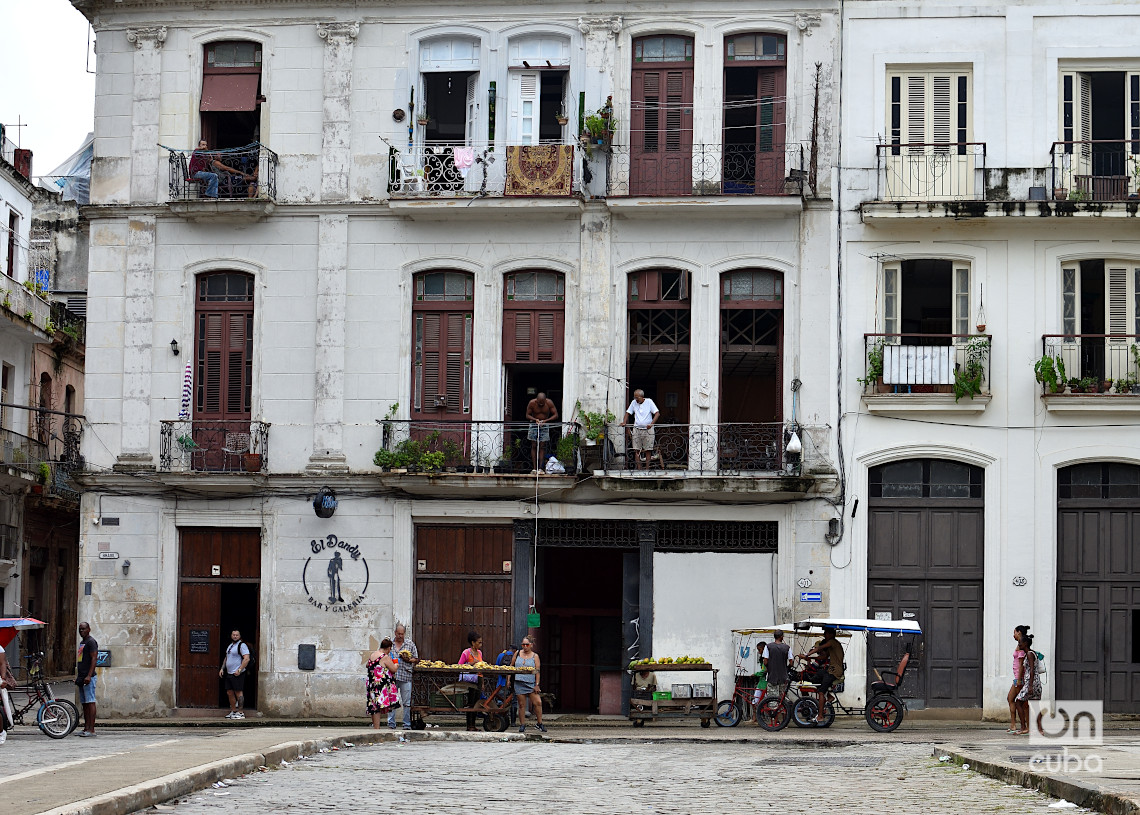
1, 719, 1137, 815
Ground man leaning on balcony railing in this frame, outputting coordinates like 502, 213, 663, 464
189, 140, 254, 199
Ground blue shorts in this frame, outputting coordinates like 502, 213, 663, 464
79, 675, 97, 704
527, 424, 550, 442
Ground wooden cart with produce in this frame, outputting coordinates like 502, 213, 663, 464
409, 660, 536, 732
627, 658, 718, 728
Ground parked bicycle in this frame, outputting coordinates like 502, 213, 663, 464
1, 652, 78, 739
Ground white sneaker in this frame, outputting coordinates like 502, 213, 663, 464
233, 711, 245, 719
0, 729, 7, 744
225, 712, 237, 719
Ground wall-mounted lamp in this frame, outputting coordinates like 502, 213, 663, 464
170, 339, 180, 356
122, 559, 131, 576
313, 486, 338, 519
825, 518, 840, 547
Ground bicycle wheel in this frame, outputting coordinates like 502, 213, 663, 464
37, 701, 74, 739
865, 694, 904, 733
714, 699, 741, 727
756, 695, 791, 732
792, 697, 817, 727
50, 698, 79, 735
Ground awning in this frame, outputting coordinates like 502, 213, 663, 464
200, 73, 260, 112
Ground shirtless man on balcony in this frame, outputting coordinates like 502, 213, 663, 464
525, 392, 558, 474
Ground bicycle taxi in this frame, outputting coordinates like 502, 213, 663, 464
762, 617, 922, 733
0, 617, 78, 738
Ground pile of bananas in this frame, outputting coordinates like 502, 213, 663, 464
399, 650, 414, 659
415, 659, 535, 672
628, 656, 708, 669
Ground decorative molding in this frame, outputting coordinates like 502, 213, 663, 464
577, 16, 623, 35
794, 13, 822, 35
317, 21, 360, 42
126, 26, 168, 49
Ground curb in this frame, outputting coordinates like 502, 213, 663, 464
37, 730, 529, 815
939, 748, 1140, 815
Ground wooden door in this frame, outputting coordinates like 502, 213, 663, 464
412, 525, 513, 662
754, 68, 786, 194
868, 460, 984, 707
177, 528, 260, 708
413, 310, 472, 422
630, 66, 693, 195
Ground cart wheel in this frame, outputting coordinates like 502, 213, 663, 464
865, 694, 904, 733
756, 696, 791, 732
632, 718, 645, 728
793, 698, 836, 728
700, 718, 711, 728
483, 714, 502, 732
410, 716, 427, 731
714, 699, 741, 727
37, 701, 74, 739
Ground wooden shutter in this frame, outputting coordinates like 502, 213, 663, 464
503, 309, 564, 363
465, 74, 478, 145
511, 71, 539, 144
882, 263, 900, 337
414, 310, 471, 419
1107, 264, 1130, 342
1127, 72, 1140, 157
195, 308, 252, 420
906, 75, 925, 151
953, 266, 970, 339
633, 71, 660, 153
889, 70, 971, 152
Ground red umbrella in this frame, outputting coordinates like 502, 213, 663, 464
0, 617, 46, 649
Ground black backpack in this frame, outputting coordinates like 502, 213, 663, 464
225, 641, 255, 673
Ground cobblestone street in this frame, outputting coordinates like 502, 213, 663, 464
161, 738, 1092, 814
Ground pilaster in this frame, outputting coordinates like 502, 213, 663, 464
126, 27, 167, 204
308, 213, 349, 472
117, 215, 157, 468
636, 520, 656, 659
575, 205, 617, 415
317, 21, 359, 202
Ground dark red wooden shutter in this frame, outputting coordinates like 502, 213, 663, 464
194, 275, 253, 422
631, 63, 693, 195
413, 310, 470, 420
756, 67, 787, 194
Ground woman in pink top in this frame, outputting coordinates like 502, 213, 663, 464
1006, 624, 1030, 733
459, 631, 483, 731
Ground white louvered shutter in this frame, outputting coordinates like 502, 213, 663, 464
511, 71, 540, 144
882, 263, 900, 338
953, 266, 970, 339
465, 74, 478, 145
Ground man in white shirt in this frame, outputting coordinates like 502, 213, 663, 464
620, 389, 660, 469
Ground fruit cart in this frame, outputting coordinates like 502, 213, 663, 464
409, 662, 536, 732
627, 661, 718, 728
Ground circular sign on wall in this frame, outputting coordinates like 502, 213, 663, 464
303, 534, 369, 612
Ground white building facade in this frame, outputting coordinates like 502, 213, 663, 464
75, 0, 842, 718
840, 1, 1140, 715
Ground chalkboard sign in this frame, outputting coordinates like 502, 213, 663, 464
189, 629, 210, 654
298, 643, 316, 671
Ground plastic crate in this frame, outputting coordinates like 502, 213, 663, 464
670, 683, 693, 698
691, 683, 714, 698
652, 691, 672, 700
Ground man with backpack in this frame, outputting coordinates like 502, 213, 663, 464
219, 630, 251, 719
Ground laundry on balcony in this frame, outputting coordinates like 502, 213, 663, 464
504, 144, 574, 196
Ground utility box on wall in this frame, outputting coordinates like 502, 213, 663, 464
298, 644, 316, 671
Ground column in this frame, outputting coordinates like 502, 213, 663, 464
574, 204, 617, 416
117, 216, 157, 467
308, 214, 349, 471
126, 26, 167, 204
512, 520, 534, 648
317, 21, 359, 202
636, 521, 656, 659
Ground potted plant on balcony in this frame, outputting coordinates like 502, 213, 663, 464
953, 336, 990, 402
242, 449, 263, 472
857, 340, 887, 393
556, 106, 569, 127
1078, 376, 1099, 394
555, 432, 580, 473
1034, 354, 1066, 394
416, 113, 430, 127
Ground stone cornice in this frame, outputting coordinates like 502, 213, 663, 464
125, 25, 167, 49
317, 21, 360, 43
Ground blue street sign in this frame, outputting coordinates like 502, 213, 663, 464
800, 592, 822, 602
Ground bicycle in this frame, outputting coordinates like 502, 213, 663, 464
754, 675, 806, 731
1, 652, 78, 739
714, 679, 764, 727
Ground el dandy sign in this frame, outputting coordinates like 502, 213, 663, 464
302, 534, 370, 612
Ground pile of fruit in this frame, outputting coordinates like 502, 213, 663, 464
415, 660, 535, 672
399, 650, 414, 660
628, 656, 708, 668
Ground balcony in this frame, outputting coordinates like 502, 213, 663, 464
601, 144, 804, 216
861, 334, 992, 414
0, 280, 52, 337
166, 144, 278, 221
0, 402, 84, 494
1039, 335, 1140, 413
49, 301, 85, 348
874, 143, 987, 202
386, 143, 585, 219
159, 419, 270, 473
1051, 142, 1140, 203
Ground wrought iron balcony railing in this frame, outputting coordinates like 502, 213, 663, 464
1040, 335, 1140, 393
604, 143, 804, 197
862, 334, 992, 396
875, 143, 987, 201
159, 419, 270, 473
0, 402, 84, 478
167, 143, 278, 202
49, 301, 85, 346
1050, 141, 1140, 202
375, 420, 578, 474
386, 142, 582, 199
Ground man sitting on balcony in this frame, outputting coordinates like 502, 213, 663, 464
525, 392, 559, 474
621, 389, 660, 470
188, 140, 251, 199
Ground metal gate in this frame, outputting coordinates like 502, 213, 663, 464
867, 459, 984, 707
1056, 463, 1140, 713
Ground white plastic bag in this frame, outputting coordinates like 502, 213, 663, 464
545, 456, 566, 475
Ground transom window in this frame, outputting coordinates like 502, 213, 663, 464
506, 271, 564, 301
870, 459, 983, 499
722, 270, 783, 302
629, 269, 689, 303
206, 41, 261, 68
198, 273, 254, 302
416, 271, 474, 302
1059, 463, 1140, 500
634, 35, 693, 63
725, 34, 785, 63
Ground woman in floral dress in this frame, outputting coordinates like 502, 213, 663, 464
366, 637, 399, 728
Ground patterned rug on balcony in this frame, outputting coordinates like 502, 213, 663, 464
505, 145, 573, 196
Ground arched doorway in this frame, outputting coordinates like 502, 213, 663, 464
867, 458, 984, 707
1057, 463, 1140, 712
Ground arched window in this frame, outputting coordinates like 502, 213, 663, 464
627, 269, 691, 428
194, 272, 254, 422
37, 372, 53, 443
419, 37, 480, 145
503, 272, 564, 363
508, 35, 572, 144
723, 33, 786, 195
201, 40, 263, 148
413, 271, 473, 419
720, 269, 783, 424
630, 36, 694, 195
